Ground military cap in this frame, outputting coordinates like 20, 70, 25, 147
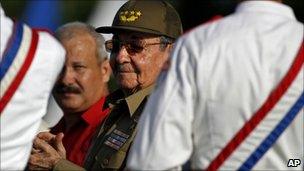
96, 0, 183, 39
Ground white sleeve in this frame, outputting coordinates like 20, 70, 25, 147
127, 36, 196, 170
0, 30, 65, 170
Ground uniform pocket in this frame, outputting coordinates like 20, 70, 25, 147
107, 150, 127, 169
94, 150, 127, 170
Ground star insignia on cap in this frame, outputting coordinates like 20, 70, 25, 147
136, 11, 141, 17
119, 10, 142, 22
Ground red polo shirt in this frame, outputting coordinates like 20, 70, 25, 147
51, 97, 109, 166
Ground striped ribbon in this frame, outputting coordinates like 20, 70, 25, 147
0, 21, 39, 113
207, 41, 304, 171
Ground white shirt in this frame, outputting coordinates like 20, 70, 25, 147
127, 1, 303, 170
0, 6, 65, 170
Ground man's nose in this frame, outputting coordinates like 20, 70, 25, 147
113, 46, 131, 64
60, 67, 76, 85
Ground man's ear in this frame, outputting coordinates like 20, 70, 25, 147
100, 59, 112, 83
162, 59, 171, 71
161, 44, 173, 71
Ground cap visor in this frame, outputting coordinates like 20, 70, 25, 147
95, 26, 163, 36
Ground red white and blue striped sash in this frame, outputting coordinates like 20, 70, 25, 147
207, 41, 304, 171
0, 21, 39, 113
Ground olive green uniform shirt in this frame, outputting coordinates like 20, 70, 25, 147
53, 85, 154, 171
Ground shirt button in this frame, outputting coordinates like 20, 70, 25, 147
103, 159, 109, 166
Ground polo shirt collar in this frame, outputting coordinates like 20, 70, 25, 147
81, 96, 107, 125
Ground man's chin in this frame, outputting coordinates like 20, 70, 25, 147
118, 83, 142, 95
60, 106, 84, 114
119, 82, 138, 90
116, 72, 137, 81
57, 100, 83, 112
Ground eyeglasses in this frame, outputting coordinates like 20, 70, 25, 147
105, 39, 169, 54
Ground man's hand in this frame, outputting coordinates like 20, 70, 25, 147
36, 132, 56, 142
28, 132, 66, 170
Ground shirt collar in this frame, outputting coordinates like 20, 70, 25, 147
125, 84, 155, 116
81, 96, 108, 125
236, 0, 296, 20
107, 85, 155, 117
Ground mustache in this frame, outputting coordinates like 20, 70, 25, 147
54, 84, 81, 94
115, 64, 138, 73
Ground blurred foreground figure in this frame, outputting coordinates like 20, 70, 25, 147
0, 5, 65, 170
128, 0, 303, 170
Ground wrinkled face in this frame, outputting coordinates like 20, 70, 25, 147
53, 32, 110, 114
110, 32, 171, 93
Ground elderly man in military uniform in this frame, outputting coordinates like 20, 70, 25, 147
28, 0, 183, 170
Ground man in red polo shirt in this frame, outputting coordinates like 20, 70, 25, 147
28, 22, 112, 169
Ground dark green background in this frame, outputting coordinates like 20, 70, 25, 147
2, 0, 303, 91
2, 0, 303, 32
